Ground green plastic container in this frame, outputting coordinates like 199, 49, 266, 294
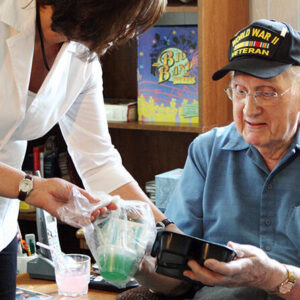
98, 246, 137, 281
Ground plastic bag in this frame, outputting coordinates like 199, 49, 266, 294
57, 188, 112, 228
58, 188, 157, 288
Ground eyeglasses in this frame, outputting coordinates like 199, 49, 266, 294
224, 86, 291, 106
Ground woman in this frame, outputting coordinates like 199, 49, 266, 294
0, 0, 167, 298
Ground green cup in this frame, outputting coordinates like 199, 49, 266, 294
98, 246, 138, 281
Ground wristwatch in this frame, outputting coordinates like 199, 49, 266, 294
156, 218, 174, 229
269, 265, 296, 295
18, 174, 34, 201
278, 266, 296, 294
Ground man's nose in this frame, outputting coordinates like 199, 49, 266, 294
243, 94, 262, 116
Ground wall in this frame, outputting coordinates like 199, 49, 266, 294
250, 0, 300, 29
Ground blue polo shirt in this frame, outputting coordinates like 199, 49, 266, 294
165, 123, 300, 267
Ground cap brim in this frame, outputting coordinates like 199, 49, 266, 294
212, 57, 292, 81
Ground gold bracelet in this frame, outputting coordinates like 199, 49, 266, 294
268, 264, 296, 295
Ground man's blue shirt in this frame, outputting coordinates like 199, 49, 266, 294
165, 123, 300, 267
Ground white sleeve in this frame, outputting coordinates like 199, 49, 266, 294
58, 60, 134, 194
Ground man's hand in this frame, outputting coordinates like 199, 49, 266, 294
135, 255, 191, 296
183, 241, 287, 292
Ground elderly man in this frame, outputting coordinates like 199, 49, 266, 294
117, 19, 300, 300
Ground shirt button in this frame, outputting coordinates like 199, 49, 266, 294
265, 246, 271, 251
267, 184, 273, 190
265, 219, 271, 226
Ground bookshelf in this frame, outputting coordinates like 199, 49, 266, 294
108, 121, 200, 133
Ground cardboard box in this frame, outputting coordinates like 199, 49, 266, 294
155, 168, 183, 211
104, 99, 137, 122
137, 25, 198, 124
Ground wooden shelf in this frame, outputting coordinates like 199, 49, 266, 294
18, 212, 63, 224
18, 212, 36, 222
166, 2, 198, 13
108, 121, 200, 133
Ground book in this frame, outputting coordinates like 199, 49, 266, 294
16, 287, 52, 299
104, 98, 137, 122
39, 152, 44, 178
32, 145, 44, 173
137, 25, 198, 124
58, 151, 82, 185
155, 168, 183, 211
58, 152, 72, 182
145, 180, 156, 204
43, 135, 61, 178
22, 153, 33, 173
43, 150, 61, 178
19, 201, 36, 213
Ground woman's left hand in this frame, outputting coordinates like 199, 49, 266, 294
183, 241, 286, 291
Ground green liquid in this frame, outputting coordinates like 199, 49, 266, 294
99, 252, 136, 281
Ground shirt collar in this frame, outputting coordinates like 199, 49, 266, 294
0, 0, 35, 32
221, 124, 300, 152
292, 127, 300, 150
221, 123, 249, 151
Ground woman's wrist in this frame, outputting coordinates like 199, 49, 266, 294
24, 176, 46, 207
156, 218, 174, 229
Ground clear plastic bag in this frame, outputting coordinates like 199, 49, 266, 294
58, 188, 157, 288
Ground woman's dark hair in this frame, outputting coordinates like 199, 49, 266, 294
37, 0, 167, 56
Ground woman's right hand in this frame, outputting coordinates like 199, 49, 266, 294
25, 176, 116, 220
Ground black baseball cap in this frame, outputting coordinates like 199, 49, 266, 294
212, 19, 300, 81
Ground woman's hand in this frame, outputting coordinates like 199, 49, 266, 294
25, 176, 117, 221
183, 241, 287, 292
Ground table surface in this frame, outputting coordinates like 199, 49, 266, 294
17, 273, 118, 300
